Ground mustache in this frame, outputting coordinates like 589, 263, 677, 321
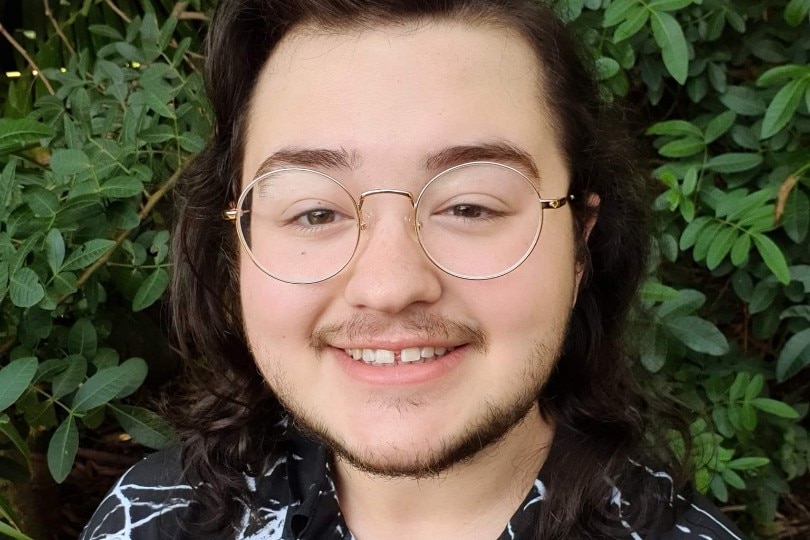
310, 312, 487, 352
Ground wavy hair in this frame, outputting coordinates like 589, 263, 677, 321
170, 0, 690, 537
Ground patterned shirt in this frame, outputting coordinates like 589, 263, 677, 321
80, 434, 747, 540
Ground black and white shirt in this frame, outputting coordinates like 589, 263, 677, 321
80, 434, 747, 540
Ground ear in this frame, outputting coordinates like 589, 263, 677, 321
574, 193, 600, 292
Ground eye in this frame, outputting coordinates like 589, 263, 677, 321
451, 205, 487, 219
295, 209, 337, 226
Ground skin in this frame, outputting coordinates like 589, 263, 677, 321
239, 20, 588, 540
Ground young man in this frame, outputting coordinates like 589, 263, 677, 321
81, 1, 748, 539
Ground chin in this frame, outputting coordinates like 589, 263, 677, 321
292, 395, 538, 479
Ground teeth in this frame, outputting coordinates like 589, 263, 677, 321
343, 346, 455, 365
374, 350, 395, 364
401, 347, 421, 363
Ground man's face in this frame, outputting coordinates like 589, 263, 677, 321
239, 21, 581, 476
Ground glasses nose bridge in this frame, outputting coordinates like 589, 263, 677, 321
356, 188, 417, 231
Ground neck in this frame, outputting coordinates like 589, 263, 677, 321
333, 406, 553, 540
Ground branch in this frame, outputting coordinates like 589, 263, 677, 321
104, 0, 131, 23
73, 167, 183, 292
0, 22, 55, 95
43, 0, 75, 56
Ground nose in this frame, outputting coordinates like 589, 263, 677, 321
342, 197, 442, 313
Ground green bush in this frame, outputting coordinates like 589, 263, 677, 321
0, 0, 807, 538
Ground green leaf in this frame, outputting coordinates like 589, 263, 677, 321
0, 262, 7, 304
114, 42, 146, 63
114, 357, 148, 399
727, 457, 770, 470
9, 268, 44, 308
178, 132, 206, 153
159, 17, 179, 51
704, 111, 736, 143
744, 374, 764, 401
706, 226, 737, 270
0, 358, 37, 412
71, 367, 131, 412
68, 318, 98, 359
721, 469, 745, 490
0, 520, 36, 540
23, 186, 59, 217
144, 89, 175, 118
62, 239, 116, 271
776, 327, 810, 382
49, 148, 90, 176
729, 372, 750, 402
680, 216, 711, 250
594, 57, 621, 80
711, 407, 734, 438
659, 137, 705, 157
52, 355, 87, 400
760, 78, 809, 139
650, 11, 689, 84
649, 0, 695, 10
88, 24, 123, 40
666, 316, 729, 355
783, 188, 809, 243
45, 229, 66, 274
720, 86, 766, 116
743, 407, 758, 431
780, 305, 810, 321
613, 8, 649, 42
53, 272, 78, 295
785, 0, 810, 26
132, 268, 169, 311
111, 405, 175, 449
706, 153, 764, 174
682, 167, 698, 196
752, 234, 790, 284
756, 64, 810, 87
0, 418, 31, 466
603, 0, 637, 26
100, 176, 144, 199
641, 281, 681, 302
647, 119, 702, 137
47, 416, 78, 484
730, 233, 751, 266
751, 398, 800, 419
0, 118, 53, 155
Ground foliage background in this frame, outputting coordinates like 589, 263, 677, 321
0, 0, 807, 538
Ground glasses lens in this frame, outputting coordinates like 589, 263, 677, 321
415, 163, 543, 279
237, 169, 359, 283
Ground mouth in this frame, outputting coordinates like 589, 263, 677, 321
342, 346, 457, 366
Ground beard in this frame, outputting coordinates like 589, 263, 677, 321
269, 337, 561, 479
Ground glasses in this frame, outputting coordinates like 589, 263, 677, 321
224, 161, 572, 284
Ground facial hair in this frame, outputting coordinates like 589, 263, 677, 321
265, 310, 564, 479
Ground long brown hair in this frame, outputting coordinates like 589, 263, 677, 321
170, 1, 689, 538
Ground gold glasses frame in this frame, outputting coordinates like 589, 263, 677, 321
224, 161, 573, 284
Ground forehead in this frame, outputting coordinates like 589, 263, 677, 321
243, 20, 565, 189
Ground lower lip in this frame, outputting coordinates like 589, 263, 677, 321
332, 346, 466, 386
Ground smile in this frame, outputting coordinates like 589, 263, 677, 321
343, 346, 456, 365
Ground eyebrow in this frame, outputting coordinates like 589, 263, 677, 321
253, 140, 539, 181
422, 141, 539, 180
254, 147, 360, 177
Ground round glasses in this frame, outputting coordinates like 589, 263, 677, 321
225, 161, 572, 284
